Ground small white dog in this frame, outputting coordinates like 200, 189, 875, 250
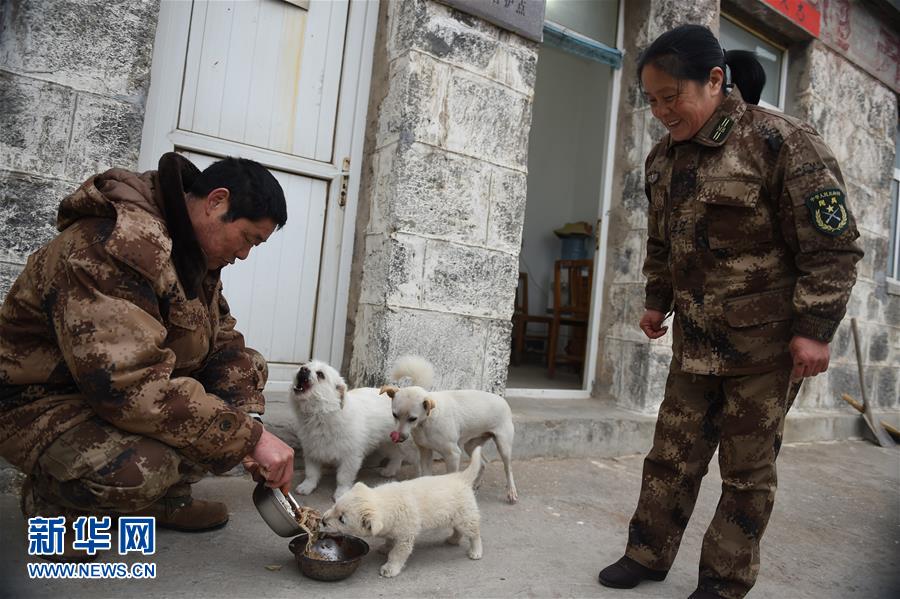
322, 446, 484, 578
381, 357, 518, 504
289, 359, 421, 501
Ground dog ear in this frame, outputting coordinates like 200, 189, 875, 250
379, 385, 399, 399
337, 382, 347, 409
423, 396, 436, 415
361, 510, 383, 536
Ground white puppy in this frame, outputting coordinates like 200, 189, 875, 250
289, 359, 420, 501
381, 358, 518, 504
322, 446, 484, 578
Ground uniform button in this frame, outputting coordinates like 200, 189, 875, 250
219, 418, 233, 432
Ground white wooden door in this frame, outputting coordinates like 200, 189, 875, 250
139, 0, 379, 387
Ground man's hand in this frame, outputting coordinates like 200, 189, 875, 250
248, 428, 295, 494
639, 309, 669, 339
789, 335, 830, 381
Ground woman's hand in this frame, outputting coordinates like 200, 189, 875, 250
789, 335, 830, 380
639, 309, 669, 339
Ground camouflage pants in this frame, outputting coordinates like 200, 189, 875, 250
23, 416, 205, 518
625, 360, 801, 599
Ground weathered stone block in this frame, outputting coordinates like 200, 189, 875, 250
0, 0, 159, 97
845, 182, 891, 236
604, 282, 647, 342
443, 70, 533, 170
65, 94, 144, 181
0, 260, 24, 303
484, 317, 513, 395
349, 304, 507, 392
0, 72, 74, 177
422, 241, 518, 319
619, 166, 649, 230
874, 365, 898, 409
377, 52, 449, 150
387, 0, 537, 95
649, 0, 718, 37
0, 170, 72, 262
606, 337, 668, 414
485, 167, 527, 255
358, 232, 427, 309
387, 143, 493, 245
607, 228, 646, 285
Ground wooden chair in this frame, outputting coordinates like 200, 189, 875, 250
547, 259, 593, 378
511, 272, 552, 365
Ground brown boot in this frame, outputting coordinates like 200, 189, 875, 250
21, 479, 108, 563
131, 483, 229, 532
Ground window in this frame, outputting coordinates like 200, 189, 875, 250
888, 126, 900, 287
719, 15, 787, 110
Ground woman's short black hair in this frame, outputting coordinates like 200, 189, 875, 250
637, 24, 766, 105
190, 157, 288, 229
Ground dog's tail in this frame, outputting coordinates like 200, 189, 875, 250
390, 355, 434, 389
461, 446, 484, 487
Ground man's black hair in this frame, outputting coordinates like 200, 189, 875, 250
190, 157, 287, 229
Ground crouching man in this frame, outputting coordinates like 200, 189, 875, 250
0, 153, 294, 560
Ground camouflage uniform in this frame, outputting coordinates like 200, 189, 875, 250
0, 153, 267, 516
628, 89, 863, 598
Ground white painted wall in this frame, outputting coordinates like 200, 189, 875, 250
520, 45, 612, 316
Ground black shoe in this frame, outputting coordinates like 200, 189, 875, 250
688, 590, 724, 599
598, 555, 668, 589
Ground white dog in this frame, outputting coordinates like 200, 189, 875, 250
322, 446, 484, 578
289, 359, 421, 501
381, 357, 518, 504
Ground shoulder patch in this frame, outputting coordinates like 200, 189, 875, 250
710, 116, 734, 143
805, 189, 849, 236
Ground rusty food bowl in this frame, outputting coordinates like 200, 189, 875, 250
288, 533, 369, 582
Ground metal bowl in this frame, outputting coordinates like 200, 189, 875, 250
288, 533, 369, 582
252, 482, 303, 537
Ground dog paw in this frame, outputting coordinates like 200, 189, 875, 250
378, 466, 399, 478
332, 486, 350, 502
507, 489, 518, 504
295, 481, 317, 495
379, 563, 402, 578
467, 548, 483, 560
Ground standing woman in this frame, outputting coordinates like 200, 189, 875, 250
598, 25, 863, 599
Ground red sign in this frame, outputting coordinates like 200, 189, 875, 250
763, 0, 821, 37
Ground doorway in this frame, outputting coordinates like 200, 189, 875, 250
507, 1, 621, 395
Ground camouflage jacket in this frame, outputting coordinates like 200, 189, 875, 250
643, 89, 863, 375
0, 153, 265, 474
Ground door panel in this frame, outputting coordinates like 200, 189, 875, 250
180, 151, 327, 363
178, 0, 347, 160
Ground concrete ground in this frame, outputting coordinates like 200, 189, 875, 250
1, 440, 898, 599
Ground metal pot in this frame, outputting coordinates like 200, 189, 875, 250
252, 481, 305, 537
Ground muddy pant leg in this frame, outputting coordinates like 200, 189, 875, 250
698, 368, 799, 599
625, 361, 724, 571
25, 418, 187, 516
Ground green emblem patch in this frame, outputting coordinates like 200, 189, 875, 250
805, 189, 848, 236
710, 116, 734, 143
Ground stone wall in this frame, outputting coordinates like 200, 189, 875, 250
787, 41, 899, 410
0, 0, 159, 301
597, 0, 898, 414
346, 0, 538, 393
